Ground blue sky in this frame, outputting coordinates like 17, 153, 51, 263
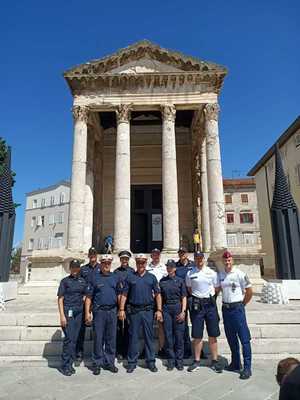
1, 0, 299, 245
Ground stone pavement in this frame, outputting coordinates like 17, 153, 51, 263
0, 359, 279, 400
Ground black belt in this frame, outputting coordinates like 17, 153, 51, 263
164, 300, 181, 305
129, 304, 153, 311
192, 296, 212, 304
94, 304, 117, 311
222, 301, 243, 309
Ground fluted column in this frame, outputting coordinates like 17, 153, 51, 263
161, 104, 179, 251
68, 105, 89, 251
83, 130, 95, 250
204, 103, 227, 250
200, 136, 211, 252
114, 104, 132, 252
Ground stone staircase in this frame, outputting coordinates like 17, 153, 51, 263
0, 285, 299, 366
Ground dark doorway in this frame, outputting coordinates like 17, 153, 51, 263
131, 185, 163, 253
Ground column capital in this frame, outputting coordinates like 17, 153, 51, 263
161, 104, 176, 122
116, 104, 132, 124
204, 103, 220, 121
72, 105, 89, 123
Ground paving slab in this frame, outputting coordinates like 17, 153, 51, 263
0, 360, 280, 400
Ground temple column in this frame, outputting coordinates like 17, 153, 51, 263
204, 103, 227, 251
83, 129, 95, 251
161, 104, 180, 251
67, 105, 89, 251
114, 104, 131, 252
200, 136, 211, 252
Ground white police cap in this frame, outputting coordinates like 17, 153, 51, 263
135, 253, 147, 260
100, 254, 113, 262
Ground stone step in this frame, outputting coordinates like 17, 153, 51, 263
1, 309, 300, 326
1, 324, 300, 341
0, 338, 299, 357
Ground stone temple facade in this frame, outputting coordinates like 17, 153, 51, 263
28, 40, 236, 282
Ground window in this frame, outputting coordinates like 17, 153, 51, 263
36, 216, 45, 227
41, 198, 46, 208
49, 214, 55, 225
50, 196, 55, 206
227, 233, 237, 247
241, 194, 248, 204
55, 233, 64, 248
295, 131, 300, 147
28, 239, 34, 251
225, 194, 232, 204
37, 238, 44, 250
243, 233, 256, 246
226, 213, 234, 224
59, 192, 65, 204
41, 216, 45, 227
31, 216, 36, 228
57, 212, 64, 224
240, 213, 254, 223
32, 199, 38, 209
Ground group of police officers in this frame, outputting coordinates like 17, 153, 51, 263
57, 247, 253, 379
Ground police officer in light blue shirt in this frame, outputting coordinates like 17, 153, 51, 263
57, 259, 87, 376
119, 253, 163, 373
186, 251, 223, 373
85, 254, 123, 375
217, 251, 253, 380
75, 247, 100, 365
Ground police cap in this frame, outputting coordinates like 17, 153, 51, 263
88, 247, 97, 256
100, 254, 113, 262
151, 248, 161, 254
135, 253, 147, 261
194, 251, 205, 258
69, 259, 81, 269
222, 250, 232, 259
178, 247, 188, 254
165, 259, 176, 268
118, 250, 132, 258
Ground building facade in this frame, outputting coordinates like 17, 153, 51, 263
248, 116, 300, 277
27, 41, 264, 283
223, 178, 261, 253
20, 181, 70, 280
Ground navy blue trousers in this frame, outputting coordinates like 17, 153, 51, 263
93, 308, 117, 367
163, 304, 185, 367
222, 304, 252, 370
128, 310, 155, 368
62, 307, 83, 370
76, 305, 86, 356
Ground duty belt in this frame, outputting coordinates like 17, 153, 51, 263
192, 296, 213, 304
129, 304, 153, 312
94, 304, 117, 311
222, 301, 243, 309
164, 300, 181, 305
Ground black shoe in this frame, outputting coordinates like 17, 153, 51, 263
240, 369, 252, 380
167, 364, 174, 371
211, 360, 223, 373
187, 361, 201, 372
149, 365, 158, 372
74, 353, 83, 366
70, 366, 76, 374
59, 368, 72, 376
176, 364, 184, 371
104, 365, 118, 373
93, 366, 101, 375
127, 366, 135, 373
224, 363, 241, 373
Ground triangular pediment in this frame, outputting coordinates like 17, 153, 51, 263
64, 40, 227, 77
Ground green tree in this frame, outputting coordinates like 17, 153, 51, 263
0, 137, 16, 185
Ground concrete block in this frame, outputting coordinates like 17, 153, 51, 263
0, 326, 24, 340
0, 314, 17, 326
260, 325, 300, 338
17, 313, 60, 326
0, 282, 17, 301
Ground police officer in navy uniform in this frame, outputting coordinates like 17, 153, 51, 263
160, 259, 187, 371
186, 251, 223, 373
217, 251, 253, 380
57, 259, 87, 376
75, 247, 100, 365
175, 247, 194, 359
114, 250, 135, 359
119, 253, 163, 373
85, 254, 123, 375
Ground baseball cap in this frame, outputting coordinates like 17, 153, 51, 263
222, 250, 232, 259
